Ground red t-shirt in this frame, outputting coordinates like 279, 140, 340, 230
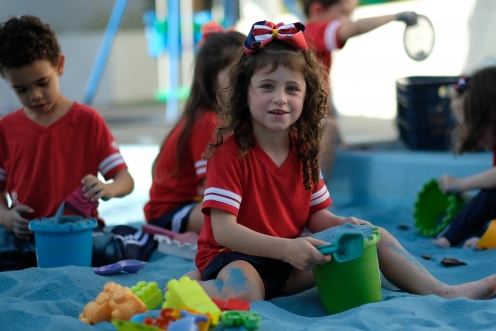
196, 135, 332, 273
0, 102, 127, 221
144, 109, 217, 221
304, 20, 346, 74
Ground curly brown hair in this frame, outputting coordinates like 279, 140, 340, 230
456, 66, 496, 153
299, 0, 342, 18
204, 39, 329, 191
0, 15, 61, 76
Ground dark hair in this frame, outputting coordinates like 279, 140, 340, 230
205, 39, 329, 191
300, 0, 341, 18
152, 30, 245, 178
0, 15, 61, 76
457, 66, 496, 153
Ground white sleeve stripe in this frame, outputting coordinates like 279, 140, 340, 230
99, 153, 123, 170
324, 20, 342, 51
311, 185, 328, 200
0, 168, 6, 176
310, 191, 330, 206
204, 187, 241, 203
196, 167, 206, 175
203, 195, 240, 209
100, 158, 125, 176
195, 160, 207, 168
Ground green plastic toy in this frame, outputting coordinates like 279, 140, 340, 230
221, 311, 261, 330
414, 179, 466, 237
316, 233, 364, 262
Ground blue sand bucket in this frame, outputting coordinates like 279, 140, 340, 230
28, 203, 98, 268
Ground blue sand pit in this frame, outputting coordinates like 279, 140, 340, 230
2, 148, 496, 330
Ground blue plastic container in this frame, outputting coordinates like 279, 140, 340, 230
28, 203, 98, 268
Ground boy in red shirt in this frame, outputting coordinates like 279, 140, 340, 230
301, 0, 417, 174
0, 16, 134, 271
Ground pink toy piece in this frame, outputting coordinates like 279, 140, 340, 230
142, 223, 179, 239
93, 260, 147, 275
65, 184, 99, 218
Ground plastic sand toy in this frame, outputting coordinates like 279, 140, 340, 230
413, 179, 466, 237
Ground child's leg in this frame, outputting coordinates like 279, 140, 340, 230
194, 260, 265, 302
378, 227, 496, 299
434, 189, 496, 247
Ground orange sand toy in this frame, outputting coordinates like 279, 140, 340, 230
477, 220, 496, 249
79, 282, 147, 324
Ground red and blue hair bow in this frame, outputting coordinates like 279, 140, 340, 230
244, 20, 308, 55
454, 76, 470, 94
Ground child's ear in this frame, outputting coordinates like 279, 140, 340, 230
56, 54, 66, 76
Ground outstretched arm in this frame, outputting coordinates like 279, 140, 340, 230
82, 169, 134, 201
210, 208, 330, 270
338, 12, 417, 43
438, 167, 496, 193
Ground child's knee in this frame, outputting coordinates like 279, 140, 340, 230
218, 261, 265, 302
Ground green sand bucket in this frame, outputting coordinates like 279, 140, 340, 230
313, 227, 382, 314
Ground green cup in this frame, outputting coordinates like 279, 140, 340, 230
313, 227, 382, 314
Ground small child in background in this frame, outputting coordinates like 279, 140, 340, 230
300, 0, 417, 174
0, 16, 134, 271
143, 23, 245, 234
186, 21, 496, 302
434, 67, 496, 248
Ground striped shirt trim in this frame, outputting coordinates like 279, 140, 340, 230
324, 20, 342, 51
311, 185, 328, 200
196, 167, 206, 175
204, 187, 241, 203
0, 168, 6, 181
99, 153, 125, 176
203, 194, 241, 210
310, 190, 330, 206
195, 160, 207, 168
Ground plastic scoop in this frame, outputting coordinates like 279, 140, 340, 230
65, 184, 99, 218
316, 232, 364, 263
93, 259, 147, 275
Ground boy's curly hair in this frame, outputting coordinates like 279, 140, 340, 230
0, 15, 61, 76
205, 39, 330, 191
457, 66, 496, 153
299, 0, 341, 18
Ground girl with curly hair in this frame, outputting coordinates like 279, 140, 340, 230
188, 21, 496, 303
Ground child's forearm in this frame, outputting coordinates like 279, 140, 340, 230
460, 168, 496, 191
211, 209, 289, 260
107, 169, 134, 198
0, 193, 10, 228
339, 14, 397, 41
306, 209, 346, 233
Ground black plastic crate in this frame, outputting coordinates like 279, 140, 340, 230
396, 76, 459, 150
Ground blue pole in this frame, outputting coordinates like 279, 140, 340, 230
223, 0, 239, 29
166, 0, 180, 123
83, 0, 128, 105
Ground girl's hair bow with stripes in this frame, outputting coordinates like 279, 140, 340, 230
244, 20, 308, 55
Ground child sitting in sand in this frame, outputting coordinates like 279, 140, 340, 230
144, 22, 245, 234
0, 16, 134, 271
185, 21, 496, 302
434, 67, 496, 248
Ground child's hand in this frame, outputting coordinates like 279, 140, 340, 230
437, 174, 464, 193
81, 174, 115, 201
463, 237, 482, 249
342, 217, 372, 227
3, 205, 33, 240
396, 12, 418, 26
282, 237, 331, 271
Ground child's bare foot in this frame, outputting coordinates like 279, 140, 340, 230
463, 237, 482, 249
433, 237, 451, 248
439, 275, 496, 300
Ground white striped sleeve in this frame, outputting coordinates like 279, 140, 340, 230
324, 20, 343, 51
310, 184, 330, 206
203, 187, 242, 210
99, 153, 125, 176
195, 160, 207, 176
0, 168, 6, 181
